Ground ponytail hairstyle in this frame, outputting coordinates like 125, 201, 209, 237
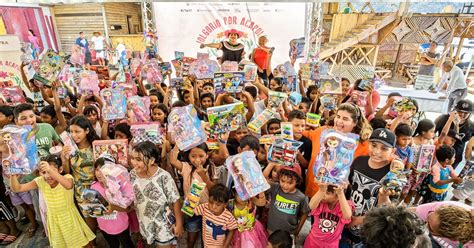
69, 115, 99, 144
436, 206, 474, 244
337, 103, 369, 136
412, 119, 435, 137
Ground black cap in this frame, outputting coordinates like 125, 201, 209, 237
455, 100, 473, 113
369, 128, 396, 148
447, 129, 462, 142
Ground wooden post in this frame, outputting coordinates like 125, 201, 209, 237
101, 3, 109, 39
392, 43, 403, 77
454, 37, 465, 64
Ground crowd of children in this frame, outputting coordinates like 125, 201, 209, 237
0, 31, 473, 248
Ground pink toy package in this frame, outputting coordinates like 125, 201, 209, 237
79, 70, 100, 95
92, 139, 129, 167
127, 96, 151, 124
100, 162, 135, 208
142, 60, 163, 83
59, 131, 78, 157
0, 87, 26, 106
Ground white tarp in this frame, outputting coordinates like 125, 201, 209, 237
153, 2, 307, 67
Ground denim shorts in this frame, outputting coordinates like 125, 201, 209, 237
185, 215, 202, 233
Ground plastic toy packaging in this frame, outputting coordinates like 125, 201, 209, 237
289, 38, 305, 59
130, 123, 162, 146
259, 134, 281, 145
314, 129, 359, 185
0, 125, 39, 175
70, 45, 85, 65
268, 90, 288, 110
100, 162, 135, 208
141, 60, 163, 83
416, 145, 435, 173
57, 86, 69, 99
268, 138, 303, 167
174, 51, 184, 60
243, 64, 258, 81
101, 88, 127, 121
130, 58, 143, 77
181, 57, 196, 77
280, 122, 293, 140
381, 169, 411, 192
247, 108, 277, 134
276, 61, 297, 78
168, 104, 207, 151
213, 72, 245, 94
33, 49, 65, 87
181, 180, 206, 217
306, 113, 321, 127
158, 62, 172, 79
288, 92, 302, 106
221, 61, 239, 72
0, 87, 26, 106
189, 59, 220, 79
127, 96, 151, 124
92, 139, 129, 166
79, 189, 116, 219
59, 131, 78, 157
299, 63, 311, 81
350, 91, 368, 115
78, 70, 100, 95
207, 102, 246, 134
320, 95, 336, 111
226, 151, 270, 200
319, 76, 341, 94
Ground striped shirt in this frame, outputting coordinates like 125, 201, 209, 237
195, 203, 238, 247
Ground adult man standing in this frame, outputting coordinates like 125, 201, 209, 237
435, 99, 474, 169
75, 32, 92, 67
418, 41, 440, 77
440, 61, 468, 112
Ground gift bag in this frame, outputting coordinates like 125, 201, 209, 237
127, 96, 150, 124
100, 162, 135, 208
101, 88, 127, 121
168, 104, 207, 151
268, 138, 303, 167
207, 102, 246, 134
92, 139, 129, 166
0, 125, 39, 175
226, 151, 270, 200
313, 129, 359, 185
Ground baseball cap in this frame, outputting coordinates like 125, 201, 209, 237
280, 163, 302, 179
455, 99, 473, 113
369, 128, 396, 148
447, 129, 462, 142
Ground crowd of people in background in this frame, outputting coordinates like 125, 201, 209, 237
0, 28, 472, 248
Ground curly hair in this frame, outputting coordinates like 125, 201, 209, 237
436, 206, 474, 244
361, 205, 425, 248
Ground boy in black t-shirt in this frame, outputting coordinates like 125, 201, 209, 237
342, 128, 403, 245
288, 110, 312, 191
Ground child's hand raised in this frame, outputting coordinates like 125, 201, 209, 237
61, 145, 71, 160
38, 161, 52, 174
318, 181, 329, 192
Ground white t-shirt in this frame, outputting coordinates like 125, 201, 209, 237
91, 36, 105, 50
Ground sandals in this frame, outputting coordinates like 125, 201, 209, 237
0, 231, 21, 246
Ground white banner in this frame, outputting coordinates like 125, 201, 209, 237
0, 35, 24, 89
154, 2, 307, 67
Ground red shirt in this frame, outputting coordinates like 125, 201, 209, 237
253, 47, 270, 70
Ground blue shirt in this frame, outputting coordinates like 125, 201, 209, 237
75, 37, 90, 52
395, 146, 414, 165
